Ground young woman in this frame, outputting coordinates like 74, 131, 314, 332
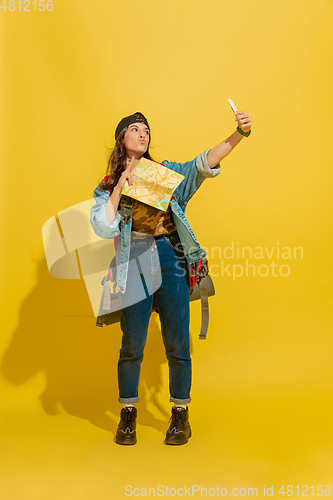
90, 110, 252, 445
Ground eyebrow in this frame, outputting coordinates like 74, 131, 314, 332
130, 124, 149, 131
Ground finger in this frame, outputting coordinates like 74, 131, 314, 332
126, 156, 135, 172
236, 112, 251, 120
125, 172, 133, 186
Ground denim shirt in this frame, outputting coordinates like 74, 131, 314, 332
90, 149, 220, 293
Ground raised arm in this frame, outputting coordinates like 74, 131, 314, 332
206, 111, 252, 168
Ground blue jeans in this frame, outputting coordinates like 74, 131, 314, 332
118, 232, 191, 405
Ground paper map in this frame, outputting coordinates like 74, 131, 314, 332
121, 158, 185, 211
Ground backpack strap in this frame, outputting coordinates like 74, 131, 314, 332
198, 275, 209, 339
189, 258, 210, 339
171, 192, 187, 207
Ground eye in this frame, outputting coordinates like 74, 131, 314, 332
145, 130, 149, 135
131, 127, 138, 131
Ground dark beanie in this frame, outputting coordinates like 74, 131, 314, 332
115, 112, 150, 139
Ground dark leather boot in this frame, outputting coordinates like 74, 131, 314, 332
165, 406, 192, 445
116, 407, 137, 445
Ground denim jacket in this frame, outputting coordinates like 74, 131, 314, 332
90, 149, 220, 293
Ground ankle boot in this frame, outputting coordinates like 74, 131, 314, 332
165, 406, 191, 445
116, 407, 137, 445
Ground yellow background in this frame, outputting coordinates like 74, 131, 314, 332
1, 0, 333, 498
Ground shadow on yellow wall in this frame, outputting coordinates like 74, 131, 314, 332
1, 258, 193, 438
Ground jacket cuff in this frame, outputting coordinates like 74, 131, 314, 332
196, 149, 221, 178
95, 204, 122, 233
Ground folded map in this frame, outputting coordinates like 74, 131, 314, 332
121, 158, 185, 211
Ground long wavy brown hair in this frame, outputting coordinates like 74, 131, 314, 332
99, 123, 156, 193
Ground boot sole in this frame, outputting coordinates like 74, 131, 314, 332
116, 436, 137, 445
165, 430, 192, 445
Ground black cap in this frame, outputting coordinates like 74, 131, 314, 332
115, 112, 150, 139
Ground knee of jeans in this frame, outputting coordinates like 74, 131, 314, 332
165, 342, 191, 359
120, 342, 145, 360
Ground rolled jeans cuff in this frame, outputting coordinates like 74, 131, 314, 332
118, 396, 140, 404
170, 396, 191, 404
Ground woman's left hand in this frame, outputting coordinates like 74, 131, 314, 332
235, 111, 252, 133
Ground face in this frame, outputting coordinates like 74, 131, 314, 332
122, 122, 150, 159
